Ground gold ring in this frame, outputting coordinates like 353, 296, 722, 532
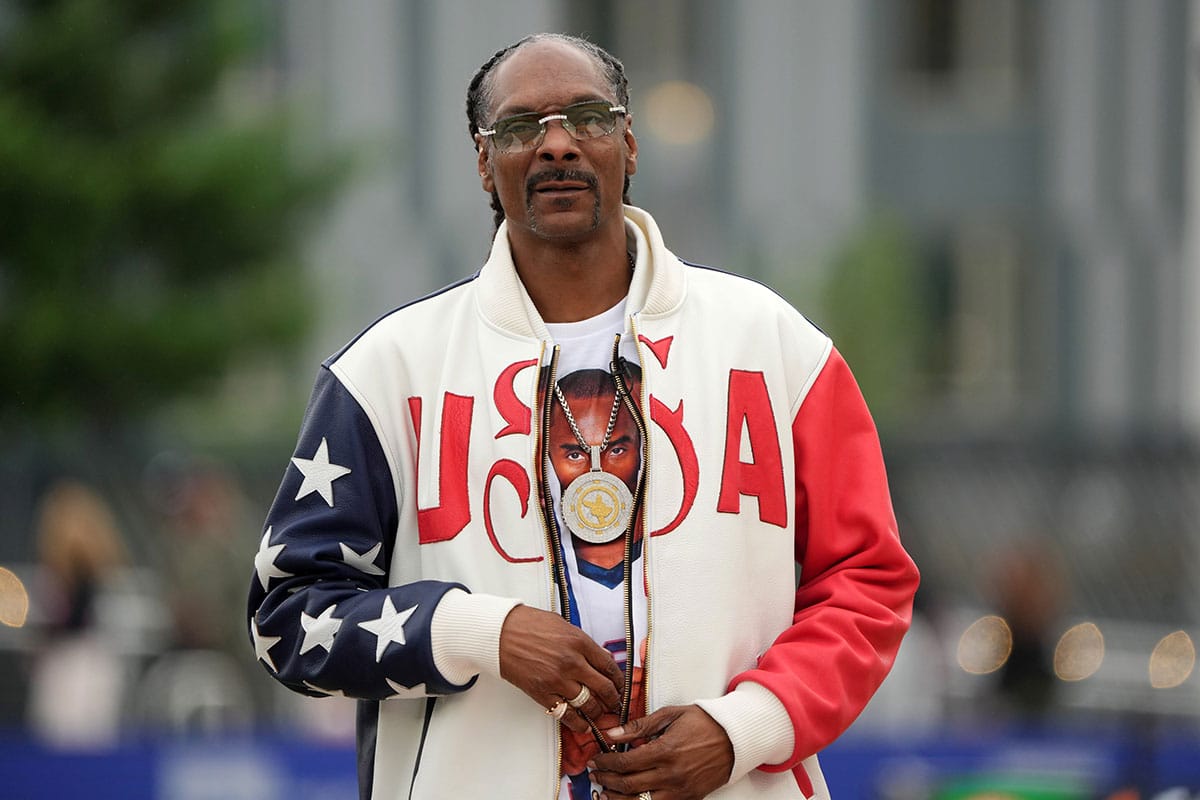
639, 792, 652, 800
567, 684, 591, 708
546, 700, 568, 720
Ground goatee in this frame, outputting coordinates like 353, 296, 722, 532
525, 168, 601, 234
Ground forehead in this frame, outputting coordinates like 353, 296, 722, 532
489, 40, 611, 117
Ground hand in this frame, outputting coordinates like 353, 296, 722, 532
588, 705, 734, 800
498, 604, 624, 735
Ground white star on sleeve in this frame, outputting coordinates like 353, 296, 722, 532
254, 528, 293, 591
303, 681, 347, 698
385, 679, 429, 699
340, 542, 386, 576
299, 605, 343, 655
291, 437, 352, 507
358, 596, 418, 662
251, 618, 283, 672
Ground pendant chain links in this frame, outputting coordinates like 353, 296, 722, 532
550, 249, 635, 452
554, 382, 621, 451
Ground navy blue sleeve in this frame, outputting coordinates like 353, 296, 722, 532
246, 366, 472, 700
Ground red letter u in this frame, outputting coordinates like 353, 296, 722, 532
409, 393, 473, 543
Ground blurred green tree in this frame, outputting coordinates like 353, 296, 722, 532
0, 0, 341, 430
822, 217, 932, 432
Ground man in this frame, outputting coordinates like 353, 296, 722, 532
248, 33, 919, 800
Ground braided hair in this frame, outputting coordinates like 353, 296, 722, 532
466, 33, 633, 233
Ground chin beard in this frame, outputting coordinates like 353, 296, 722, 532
524, 168, 602, 236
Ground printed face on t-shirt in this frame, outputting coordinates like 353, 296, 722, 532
549, 378, 640, 495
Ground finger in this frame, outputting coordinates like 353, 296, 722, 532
597, 791, 663, 800
566, 682, 592, 709
545, 693, 603, 737
582, 642, 626, 696
564, 682, 611, 725
544, 697, 571, 723
576, 646, 623, 710
570, 650, 622, 713
550, 705, 594, 736
590, 732, 670, 777
588, 760, 668, 798
602, 705, 681, 745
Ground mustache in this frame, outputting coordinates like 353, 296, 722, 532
525, 168, 599, 195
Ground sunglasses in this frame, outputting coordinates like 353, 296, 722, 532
478, 101, 627, 154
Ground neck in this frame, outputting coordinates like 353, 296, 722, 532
508, 226, 631, 324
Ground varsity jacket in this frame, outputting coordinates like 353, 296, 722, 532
248, 205, 919, 799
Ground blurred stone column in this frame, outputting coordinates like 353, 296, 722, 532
1184, 2, 1200, 436
1184, 0, 1200, 632
1042, 0, 1132, 437
727, 0, 866, 292
282, 0, 421, 361
280, 0, 556, 362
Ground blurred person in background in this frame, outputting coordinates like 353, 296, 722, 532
155, 457, 255, 657
27, 479, 127, 747
132, 456, 263, 735
989, 540, 1065, 721
248, 33, 918, 800
851, 589, 945, 736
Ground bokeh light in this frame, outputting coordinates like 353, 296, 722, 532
1148, 631, 1195, 689
1054, 622, 1105, 681
0, 566, 29, 628
641, 80, 715, 146
956, 615, 1013, 674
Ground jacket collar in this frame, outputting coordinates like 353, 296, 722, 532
475, 205, 685, 340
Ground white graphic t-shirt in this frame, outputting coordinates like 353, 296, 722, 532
545, 299, 647, 800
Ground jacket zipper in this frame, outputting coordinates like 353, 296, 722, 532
538, 344, 572, 621
611, 330, 651, 730
535, 342, 567, 798
406, 697, 437, 799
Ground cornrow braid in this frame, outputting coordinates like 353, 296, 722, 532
466, 33, 632, 233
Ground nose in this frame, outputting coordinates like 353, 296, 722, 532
536, 116, 581, 161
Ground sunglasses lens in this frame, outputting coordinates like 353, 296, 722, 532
564, 103, 617, 138
493, 114, 543, 152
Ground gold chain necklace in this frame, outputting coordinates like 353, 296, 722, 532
553, 380, 635, 544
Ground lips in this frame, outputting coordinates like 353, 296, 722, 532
526, 169, 598, 197
533, 181, 590, 193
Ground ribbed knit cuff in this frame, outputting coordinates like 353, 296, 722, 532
694, 682, 795, 785
429, 589, 522, 687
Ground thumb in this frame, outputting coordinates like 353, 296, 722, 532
603, 705, 682, 744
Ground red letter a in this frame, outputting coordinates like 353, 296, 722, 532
716, 370, 787, 528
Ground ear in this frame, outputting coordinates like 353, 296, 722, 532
622, 115, 638, 177
475, 136, 495, 193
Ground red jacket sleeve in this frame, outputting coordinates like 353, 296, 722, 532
728, 346, 919, 775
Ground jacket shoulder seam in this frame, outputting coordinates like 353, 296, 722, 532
681, 260, 828, 337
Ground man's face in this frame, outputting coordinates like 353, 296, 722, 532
549, 390, 640, 494
475, 40, 637, 244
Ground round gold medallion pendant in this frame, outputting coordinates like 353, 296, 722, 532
560, 470, 634, 544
